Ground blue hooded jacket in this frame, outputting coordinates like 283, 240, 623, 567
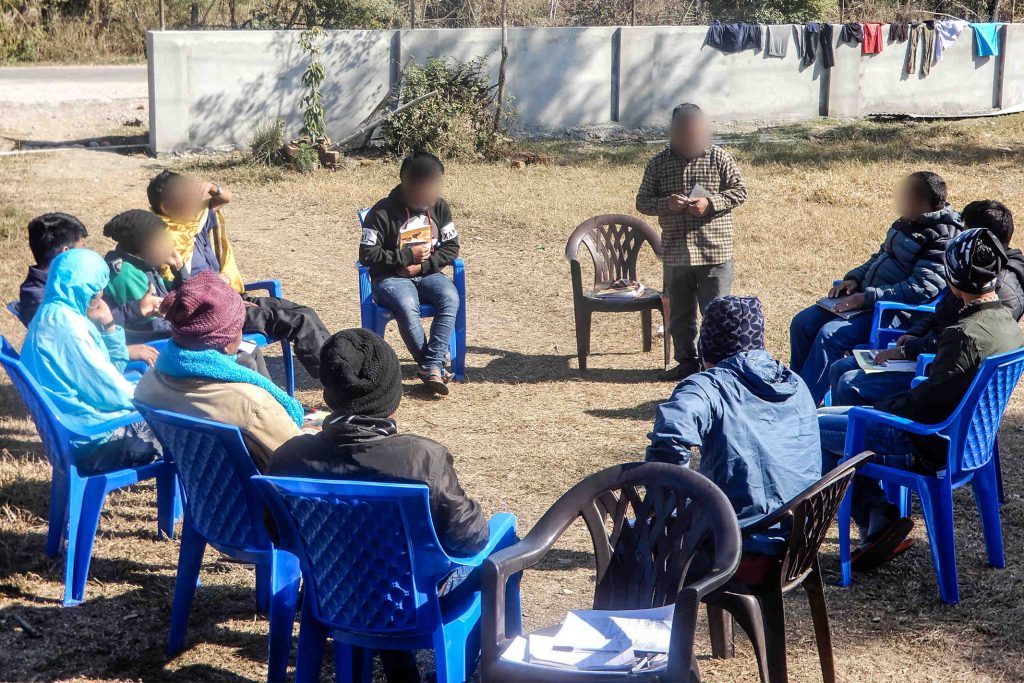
646, 350, 821, 532
21, 249, 135, 438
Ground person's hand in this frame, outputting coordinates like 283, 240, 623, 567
667, 195, 689, 214
410, 243, 432, 264
873, 346, 905, 365
397, 264, 423, 277
686, 197, 710, 217
895, 334, 917, 347
127, 344, 159, 367
829, 279, 858, 298
138, 285, 163, 318
199, 181, 221, 198
165, 249, 184, 271
87, 296, 115, 328
832, 293, 867, 313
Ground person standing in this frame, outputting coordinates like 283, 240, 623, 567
636, 103, 748, 381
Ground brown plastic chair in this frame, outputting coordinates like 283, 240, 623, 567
566, 215, 670, 370
481, 462, 742, 683
702, 452, 873, 683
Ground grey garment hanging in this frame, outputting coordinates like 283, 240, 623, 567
766, 24, 792, 58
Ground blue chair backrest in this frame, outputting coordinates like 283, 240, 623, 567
946, 347, 1024, 475
357, 208, 370, 228
0, 336, 75, 475
135, 404, 271, 552
253, 475, 454, 636
6, 301, 26, 327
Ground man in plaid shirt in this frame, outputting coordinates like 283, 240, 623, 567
636, 103, 748, 380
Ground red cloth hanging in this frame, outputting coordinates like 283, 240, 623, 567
863, 22, 884, 53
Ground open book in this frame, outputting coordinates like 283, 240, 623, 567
816, 297, 860, 320
853, 349, 918, 374
399, 215, 433, 248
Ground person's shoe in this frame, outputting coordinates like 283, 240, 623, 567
418, 369, 450, 396
852, 517, 914, 572
661, 362, 699, 382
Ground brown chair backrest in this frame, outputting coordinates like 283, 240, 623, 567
565, 214, 662, 289
745, 452, 872, 590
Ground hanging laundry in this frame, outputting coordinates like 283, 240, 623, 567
840, 22, 864, 45
972, 23, 1003, 57
766, 24, 792, 58
820, 22, 836, 68
704, 21, 763, 53
933, 18, 969, 63
889, 22, 910, 42
906, 22, 935, 76
802, 22, 821, 67
793, 24, 805, 59
862, 22, 884, 53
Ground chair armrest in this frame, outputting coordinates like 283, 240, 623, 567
452, 258, 466, 292
449, 512, 517, 569
244, 279, 283, 298
874, 301, 936, 315
911, 376, 926, 389
74, 411, 144, 439
842, 407, 944, 462
916, 353, 936, 376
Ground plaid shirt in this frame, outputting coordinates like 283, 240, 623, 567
635, 145, 747, 266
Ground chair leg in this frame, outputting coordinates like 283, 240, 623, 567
837, 487, 853, 588
156, 464, 179, 540
294, 597, 328, 683
334, 643, 372, 683
804, 561, 837, 683
256, 562, 271, 615
68, 477, 108, 606
573, 306, 592, 371
433, 622, 469, 683
167, 523, 207, 656
917, 478, 960, 604
707, 604, 734, 659
504, 570, 523, 637
759, 591, 789, 683
661, 295, 672, 369
281, 340, 296, 397
994, 438, 1006, 505
641, 309, 653, 352
46, 472, 69, 558
267, 549, 301, 683
972, 461, 1005, 569
711, 593, 769, 683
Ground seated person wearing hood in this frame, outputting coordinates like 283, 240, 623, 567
146, 170, 330, 382
270, 328, 489, 683
790, 171, 962, 404
819, 228, 1024, 572
646, 295, 822, 544
18, 213, 88, 324
20, 249, 161, 474
134, 271, 306, 471
829, 199, 1024, 406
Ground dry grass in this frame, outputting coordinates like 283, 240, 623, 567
4, 116, 1024, 681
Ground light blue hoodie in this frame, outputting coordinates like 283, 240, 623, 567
646, 350, 821, 532
21, 249, 135, 439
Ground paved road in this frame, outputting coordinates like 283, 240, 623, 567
0, 65, 147, 104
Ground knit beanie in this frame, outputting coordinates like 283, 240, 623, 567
698, 295, 766, 365
320, 329, 403, 418
161, 270, 246, 351
944, 227, 1008, 295
103, 209, 166, 256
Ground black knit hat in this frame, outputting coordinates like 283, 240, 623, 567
320, 329, 403, 418
103, 209, 166, 255
944, 228, 1008, 295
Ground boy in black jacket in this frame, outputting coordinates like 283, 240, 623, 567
359, 151, 460, 395
270, 329, 488, 683
19, 213, 89, 324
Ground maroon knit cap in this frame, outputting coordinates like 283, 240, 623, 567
161, 271, 246, 351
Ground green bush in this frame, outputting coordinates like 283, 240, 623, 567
292, 142, 321, 173
382, 57, 515, 160
248, 118, 287, 166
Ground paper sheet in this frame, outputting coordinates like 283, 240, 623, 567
688, 183, 713, 200
555, 605, 674, 654
853, 349, 918, 374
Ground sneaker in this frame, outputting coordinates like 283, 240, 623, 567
852, 517, 914, 572
418, 369, 450, 396
661, 361, 699, 382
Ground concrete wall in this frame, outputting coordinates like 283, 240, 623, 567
149, 24, 1024, 152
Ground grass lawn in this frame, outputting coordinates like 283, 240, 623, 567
3, 115, 1024, 681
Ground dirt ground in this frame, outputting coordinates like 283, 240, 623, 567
4, 115, 1024, 682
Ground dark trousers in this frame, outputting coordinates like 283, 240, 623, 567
78, 422, 162, 476
243, 295, 330, 379
664, 260, 734, 366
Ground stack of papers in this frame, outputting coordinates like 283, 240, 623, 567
498, 605, 673, 672
853, 349, 918, 374
594, 279, 646, 300
816, 296, 860, 321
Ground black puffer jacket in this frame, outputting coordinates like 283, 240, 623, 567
845, 206, 963, 306
902, 248, 1024, 358
269, 415, 489, 556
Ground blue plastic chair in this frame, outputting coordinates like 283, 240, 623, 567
0, 337, 179, 606
134, 404, 300, 682
828, 280, 941, 349
356, 209, 468, 382
837, 347, 1024, 604
252, 475, 520, 683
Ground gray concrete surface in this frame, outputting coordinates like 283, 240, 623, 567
148, 25, 1024, 152
0, 65, 146, 104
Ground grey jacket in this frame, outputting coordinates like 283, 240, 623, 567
845, 206, 963, 306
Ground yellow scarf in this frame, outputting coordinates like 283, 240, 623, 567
160, 205, 244, 294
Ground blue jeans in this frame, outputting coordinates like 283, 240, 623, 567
790, 305, 874, 405
828, 355, 914, 406
373, 273, 459, 372
818, 406, 916, 533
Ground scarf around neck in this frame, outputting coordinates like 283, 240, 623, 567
155, 340, 305, 427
